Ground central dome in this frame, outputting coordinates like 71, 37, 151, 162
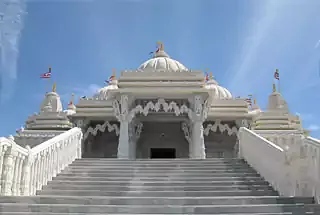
138, 43, 188, 72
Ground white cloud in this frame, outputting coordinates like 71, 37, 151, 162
226, 1, 281, 93
307, 124, 320, 131
315, 39, 320, 49
226, 1, 320, 95
0, 0, 26, 102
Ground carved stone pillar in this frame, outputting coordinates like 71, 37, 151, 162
118, 120, 130, 159
113, 95, 132, 159
191, 120, 205, 159
189, 95, 209, 159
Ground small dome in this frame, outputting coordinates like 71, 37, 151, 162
138, 44, 188, 72
204, 79, 232, 99
94, 80, 118, 100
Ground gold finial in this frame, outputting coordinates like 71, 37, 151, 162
209, 72, 213, 80
52, 82, 56, 92
112, 68, 116, 80
157, 41, 164, 51
254, 98, 257, 105
70, 93, 75, 105
272, 83, 277, 92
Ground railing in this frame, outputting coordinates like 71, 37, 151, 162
299, 136, 320, 203
0, 127, 83, 196
238, 127, 293, 196
238, 127, 320, 202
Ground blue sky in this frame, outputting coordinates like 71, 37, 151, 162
0, 0, 320, 138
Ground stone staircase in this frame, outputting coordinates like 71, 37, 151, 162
0, 158, 319, 214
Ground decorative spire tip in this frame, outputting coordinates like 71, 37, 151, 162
272, 83, 277, 93
209, 72, 213, 80
52, 82, 57, 92
157, 41, 164, 51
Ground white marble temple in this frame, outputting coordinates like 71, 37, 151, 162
0, 42, 319, 202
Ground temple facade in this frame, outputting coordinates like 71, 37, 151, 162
14, 43, 307, 160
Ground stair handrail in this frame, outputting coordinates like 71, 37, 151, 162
238, 127, 294, 196
0, 127, 83, 196
299, 136, 320, 203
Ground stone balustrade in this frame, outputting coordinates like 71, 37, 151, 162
0, 127, 83, 196
299, 136, 320, 203
238, 127, 320, 203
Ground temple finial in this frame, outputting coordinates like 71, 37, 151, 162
254, 98, 257, 105
157, 41, 164, 51
52, 82, 56, 92
272, 83, 277, 93
70, 93, 75, 105
209, 72, 213, 80
112, 68, 116, 80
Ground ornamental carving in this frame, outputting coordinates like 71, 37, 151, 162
132, 98, 192, 117
135, 122, 143, 140
194, 95, 202, 115
83, 121, 119, 140
113, 98, 193, 122
181, 122, 192, 144
204, 120, 238, 136
190, 95, 211, 122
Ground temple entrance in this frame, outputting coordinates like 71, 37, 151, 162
150, 148, 176, 159
136, 121, 189, 158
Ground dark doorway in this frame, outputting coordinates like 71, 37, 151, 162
150, 148, 176, 159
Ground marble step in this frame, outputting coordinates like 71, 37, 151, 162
57, 172, 261, 178
71, 161, 247, 165
0, 203, 317, 214
65, 165, 252, 170
42, 184, 273, 192
0, 196, 313, 206
68, 163, 252, 170
70, 159, 248, 163
37, 189, 279, 197
62, 168, 257, 173
47, 179, 270, 186
0, 213, 314, 215
53, 175, 264, 181
76, 158, 243, 161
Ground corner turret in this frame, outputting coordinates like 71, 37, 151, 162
251, 83, 303, 132
15, 83, 74, 147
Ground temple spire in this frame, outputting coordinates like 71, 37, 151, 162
272, 83, 277, 93
157, 41, 164, 51
112, 68, 117, 80
209, 72, 213, 80
254, 98, 257, 105
52, 82, 57, 92
69, 93, 75, 105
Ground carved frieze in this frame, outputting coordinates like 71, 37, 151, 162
83, 121, 119, 140
204, 120, 238, 136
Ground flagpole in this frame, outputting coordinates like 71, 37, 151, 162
277, 69, 280, 93
46, 66, 51, 93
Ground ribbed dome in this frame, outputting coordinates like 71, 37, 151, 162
138, 44, 188, 72
204, 79, 232, 99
